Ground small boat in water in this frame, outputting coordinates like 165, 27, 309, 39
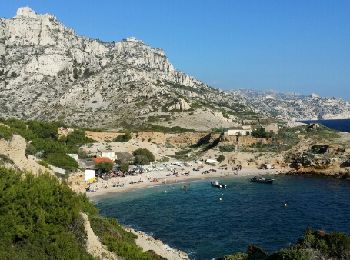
211, 180, 227, 189
250, 176, 274, 184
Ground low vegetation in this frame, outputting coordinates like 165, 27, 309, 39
90, 216, 164, 260
220, 228, 350, 260
0, 167, 162, 259
0, 118, 92, 171
219, 144, 236, 153
113, 131, 132, 142
251, 127, 273, 138
131, 124, 195, 133
95, 162, 114, 173
217, 154, 225, 163
133, 148, 155, 165
0, 167, 93, 259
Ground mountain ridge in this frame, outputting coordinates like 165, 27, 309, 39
0, 7, 349, 130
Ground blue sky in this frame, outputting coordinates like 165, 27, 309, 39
1, 0, 350, 99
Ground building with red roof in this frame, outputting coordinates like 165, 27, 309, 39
92, 157, 114, 164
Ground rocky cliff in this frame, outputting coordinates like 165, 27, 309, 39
1, 7, 349, 129
236, 89, 350, 121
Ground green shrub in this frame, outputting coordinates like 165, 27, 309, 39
0, 167, 93, 259
0, 167, 163, 260
90, 216, 158, 260
0, 125, 14, 140
268, 248, 311, 260
65, 129, 93, 145
132, 125, 195, 133
0, 119, 94, 172
325, 232, 350, 258
219, 145, 235, 153
114, 132, 132, 142
252, 127, 273, 138
96, 162, 114, 173
45, 153, 78, 170
119, 162, 129, 173
38, 160, 49, 168
218, 253, 248, 260
134, 155, 150, 165
221, 229, 350, 260
27, 120, 59, 139
217, 154, 225, 163
133, 148, 155, 165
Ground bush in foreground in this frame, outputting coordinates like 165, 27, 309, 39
0, 167, 162, 260
220, 229, 350, 260
0, 167, 92, 259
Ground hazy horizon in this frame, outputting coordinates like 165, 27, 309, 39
1, 0, 350, 100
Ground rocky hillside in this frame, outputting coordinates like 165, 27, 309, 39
1, 7, 349, 130
236, 89, 350, 121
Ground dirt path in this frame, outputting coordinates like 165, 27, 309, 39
81, 213, 121, 260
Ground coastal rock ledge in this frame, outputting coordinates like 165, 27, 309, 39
125, 227, 189, 260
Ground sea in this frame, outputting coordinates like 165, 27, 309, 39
95, 175, 350, 259
302, 118, 350, 132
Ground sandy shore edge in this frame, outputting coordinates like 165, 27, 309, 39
86, 168, 280, 259
87, 168, 279, 200
125, 227, 189, 260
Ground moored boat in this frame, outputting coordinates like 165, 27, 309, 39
250, 176, 274, 184
211, 180, 227, 188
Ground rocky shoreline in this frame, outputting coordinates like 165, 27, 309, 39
125, 228, 189, 260
283, 170, 350, 180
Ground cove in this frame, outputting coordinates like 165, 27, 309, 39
95, 175, 350, 259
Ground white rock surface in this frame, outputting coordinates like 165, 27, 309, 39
1, 7, 349, 128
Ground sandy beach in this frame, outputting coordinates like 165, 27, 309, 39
85, 164, 280, 259
86, 164, 280, 199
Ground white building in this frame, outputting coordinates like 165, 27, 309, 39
225, 127, 252, 136
99, 151, 116, 161
84, 169, 96, 182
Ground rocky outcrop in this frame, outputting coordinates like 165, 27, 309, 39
0, 135, 52, 174
126, 227, 189, 260
0, 19, 5, 89
168, 98, 191, 111
81, 213, 120, 260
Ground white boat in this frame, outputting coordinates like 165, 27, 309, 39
211, 180, 227, 189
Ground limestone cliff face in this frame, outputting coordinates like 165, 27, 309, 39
0, 7, 220, 127
0, 20, 5, 89
1, 7, 349, 129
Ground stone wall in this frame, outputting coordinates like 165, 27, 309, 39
134, 132, 167, 143
85, 131, 124, 142
222, 135, 271, 146
134, 131, 220, 147
167, 132, 220, 147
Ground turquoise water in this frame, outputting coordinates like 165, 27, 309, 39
95, 176, 350, 259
